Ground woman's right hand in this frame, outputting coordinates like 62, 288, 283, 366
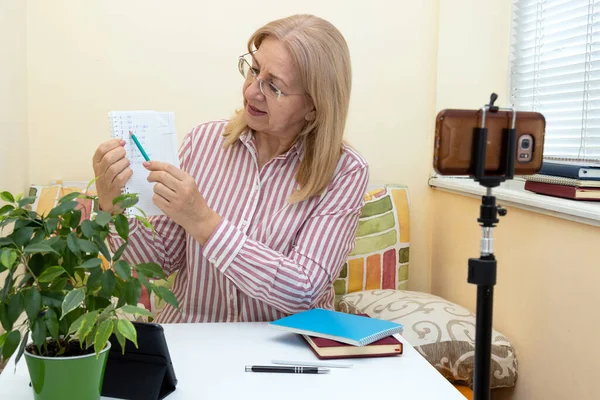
92, 139, 132, 214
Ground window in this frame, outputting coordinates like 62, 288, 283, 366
510, 0, 600, 160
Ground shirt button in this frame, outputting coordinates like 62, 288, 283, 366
209, 257, 216, 264
241, 220, 248, 227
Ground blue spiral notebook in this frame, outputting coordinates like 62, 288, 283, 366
269, 308, 404, 347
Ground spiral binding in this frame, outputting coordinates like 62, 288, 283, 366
358, 326, 404, 346
525, 174, 600, 188
545, 156, 600, 166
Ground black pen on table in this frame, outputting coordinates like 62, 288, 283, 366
245, 365, 330, 374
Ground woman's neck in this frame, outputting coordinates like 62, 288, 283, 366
254, 130, 297, 169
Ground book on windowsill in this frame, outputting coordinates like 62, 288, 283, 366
302, 334, 403, 360
524, 180, 600, 201
525, 174, 600, 188
539, 161, 600, 180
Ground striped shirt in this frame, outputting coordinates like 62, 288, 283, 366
108, 120, 369, 323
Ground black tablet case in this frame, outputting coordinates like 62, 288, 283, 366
101, 322, 177, 400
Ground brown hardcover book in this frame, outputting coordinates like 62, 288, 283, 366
303, 334, 403, 360
525, 180, 600, 201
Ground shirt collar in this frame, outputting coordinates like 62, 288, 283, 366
240, 129, 304, 161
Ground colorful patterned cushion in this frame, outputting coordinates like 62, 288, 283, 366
339, 289, 518, 389
333, 184, 410, 309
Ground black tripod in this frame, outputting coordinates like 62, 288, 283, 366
468, 94, 514, 400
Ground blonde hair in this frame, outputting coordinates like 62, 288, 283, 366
223, 14, 352, 203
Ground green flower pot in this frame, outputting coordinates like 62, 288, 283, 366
24, 340, 111, 400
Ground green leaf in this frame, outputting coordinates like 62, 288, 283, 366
80, 220, 94, 238
112, 242, 127, 262
1, 330, 20, 361
29, 229, 46, 246
24, 242, 60, 256
43, 309, 59, 341
75, 258, 102, 269
114, 260, 131, 281
0, 237, 14, 246
41, 291, 64, 308
98, 304, 115, 322
38, 266, 66, 282
61, 288, 85, 319
69, 209, 82, 229
116, 283, 127, 308
117, 319, 137, 348
7, 293, 24, 325
0, 303, 11, 331
68, 313, 86, 334
1, 270, 14, 302
86, 177, 99, 192
45, 218, 59, 233
11, 226, 35, 248
114, 214, 129, 241
14, 331, 29, 367
120, 305, 153, 318
77, 311, 99, 342
31, 317, 47, 349
125, 279, 142, 306
86, 268, 103, 293
23, 288, 42, 321
17, 196, 36, 208
85, 324, 97, 349
0, 191, 15, 203
78, 239, 99, 254
0, 249, 17, 269
95, 211, 112, 227
113, 320, 127, 354
134, 262, 166, 280
59, 192, 81, 203
94, 319, 114, 357
67, 232, 81, 258
50, 277, 68, 291
93, 236, 111, 262
113, 194, 138, 209
154, 286, 179, 309
101, 270, 117, 297
47, 200, 78, 218
0, 204, 14, 216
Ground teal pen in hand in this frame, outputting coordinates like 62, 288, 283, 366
129, 131, 150, 161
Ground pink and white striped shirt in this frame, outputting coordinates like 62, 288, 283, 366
108, 120, 369, 323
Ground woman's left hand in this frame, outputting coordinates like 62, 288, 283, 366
144, 161, 221, 244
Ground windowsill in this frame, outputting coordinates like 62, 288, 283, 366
429, 176, 600, 227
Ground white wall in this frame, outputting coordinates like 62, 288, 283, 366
25, 0, 439, 293
0, 0, 28, 197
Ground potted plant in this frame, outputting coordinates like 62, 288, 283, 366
0, 185, 178, 400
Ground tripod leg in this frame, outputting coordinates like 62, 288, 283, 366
473, 285, 494, 400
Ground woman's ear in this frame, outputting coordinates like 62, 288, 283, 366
305, 110, 316, 121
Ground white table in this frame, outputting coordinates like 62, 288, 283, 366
0, 322, 466, 399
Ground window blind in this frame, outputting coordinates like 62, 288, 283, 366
510, 0, 600, 160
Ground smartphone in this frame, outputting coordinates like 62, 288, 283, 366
433, 109, 546, 176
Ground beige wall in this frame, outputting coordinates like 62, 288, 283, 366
0, 0, 28, 197
433, 1, 599, 399
25, 0, 439, 293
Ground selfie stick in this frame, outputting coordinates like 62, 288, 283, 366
469, 93, 514, 400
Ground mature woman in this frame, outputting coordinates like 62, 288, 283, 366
92, 14, 369, 323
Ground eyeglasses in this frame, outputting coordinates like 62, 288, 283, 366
237, 52, 306, 100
